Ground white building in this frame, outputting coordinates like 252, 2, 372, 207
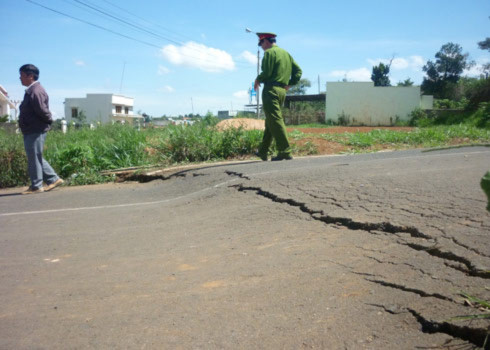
0, 85, 15, 120
326, 82, 433, 126
64, 93, 143, 124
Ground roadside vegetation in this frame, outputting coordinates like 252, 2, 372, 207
0, 123, 263, 188
1, 107, 488, 188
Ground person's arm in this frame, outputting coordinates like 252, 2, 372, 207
288, 57, 302, 87
30, 87, 52, 124
255, 51, 274, 89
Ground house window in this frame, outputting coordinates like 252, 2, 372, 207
125, 107, 129, 114
115, 105, 122, 114
71, 108, 78, 118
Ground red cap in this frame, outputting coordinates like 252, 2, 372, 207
257, 32, 277, 41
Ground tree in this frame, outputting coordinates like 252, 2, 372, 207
287, 78, 311, 95
397, 78, 414, 87
421, 42, 471, 98
478, 37, 490, 51
201, 111, 219, 127
371, 63, 391, 86
478, 37, 490, 77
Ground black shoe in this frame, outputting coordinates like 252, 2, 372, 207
271, 154, 293, 161
255, 152, 268, 161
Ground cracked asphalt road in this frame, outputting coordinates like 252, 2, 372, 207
1, 147, 489, 349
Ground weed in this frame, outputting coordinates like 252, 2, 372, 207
288, 129, 306, 140
338, 111, 351, 126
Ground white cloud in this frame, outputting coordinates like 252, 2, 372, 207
160, 41, 235, 72
330, 68, 371, 81
239, 51, 257, 65
464, 58, 489, 77
75, 60, 85, 66
391, 58, 409, 70
409, 55, 425, 69
233, 90, 248, 98
367, 56, 425, 71
159, 86, 175, 93
157, 65, 170, 75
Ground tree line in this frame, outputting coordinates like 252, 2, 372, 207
370, 37, 489, 110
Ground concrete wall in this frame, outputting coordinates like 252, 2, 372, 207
326, 82, 432, 126
421, 95, 434, 110
0, 89, 13, 118
0, 101, 10, 117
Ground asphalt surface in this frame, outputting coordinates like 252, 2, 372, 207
1, 147, 489, 349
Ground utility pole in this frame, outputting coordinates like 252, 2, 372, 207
246, 28, 260, 118
256, 48, 260, 118
318, 75, 320, 94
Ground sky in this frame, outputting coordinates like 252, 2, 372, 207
1, 0, 489, 119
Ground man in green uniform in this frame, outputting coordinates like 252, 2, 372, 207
481, 171, 490, 212
254, 32, 302, 161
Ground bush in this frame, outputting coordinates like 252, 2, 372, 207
283, 101, 325, 125
468, 102, 490, 128
0, 130, 28, 187
434, 98, 468, 109
466, 78, 490, 110
408, 108, 431, 127
337, 111, 351, 126
155, 124, 262, 163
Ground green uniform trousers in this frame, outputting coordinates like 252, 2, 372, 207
481, 171, 490, 212
258, 85, 291, 157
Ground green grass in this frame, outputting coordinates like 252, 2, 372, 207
320, 125, 490, 150
1, 122, 489, 188
0, 123, 263, 187
289, 123, 330, 128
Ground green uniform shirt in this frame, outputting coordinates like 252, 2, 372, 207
256, 45, 302, 86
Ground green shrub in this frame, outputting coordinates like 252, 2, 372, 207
156, 124, 262, 163
468, 102, 490, 128
434, 98, 468, 109
338, 111, 351, 126
0, 147, 28, 187
0, 131, 28, 187
283, 101, 325, 125
408, 108, 432, 127
467, 78, 490, 110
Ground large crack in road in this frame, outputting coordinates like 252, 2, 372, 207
226, 171, 489, 349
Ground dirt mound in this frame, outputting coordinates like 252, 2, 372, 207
216, 118, 265, 131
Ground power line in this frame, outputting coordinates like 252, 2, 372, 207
69, 0, 250, 68
26, 0, 160, 48
72, 0, 183, 46
26, 0, 252, 69
99, 0, 195, 43
61, 0, 160, 40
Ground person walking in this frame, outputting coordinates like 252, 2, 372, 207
254, 32, 302, 161
18, 64, 63, 194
